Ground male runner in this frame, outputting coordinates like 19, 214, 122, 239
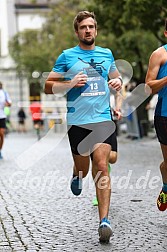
45, 11, 122, 242
145, 19, 167, 211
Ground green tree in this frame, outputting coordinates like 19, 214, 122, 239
88, 0, 167, 83
9, 0, 167, 84
9, 0, 89, 83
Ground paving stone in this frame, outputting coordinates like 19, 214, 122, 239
0, 132, 166, 251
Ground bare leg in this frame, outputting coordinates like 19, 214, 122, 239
72, 154, 90, 178
92, 149, 117, 205
70, 154, 90, 196
160, 144, 167, 184
0, 128, 5, 149
157, 143, 167, 211
109, 150, 117, 164
92, 143, 111, 221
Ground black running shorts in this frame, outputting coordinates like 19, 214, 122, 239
67, 121, 117, 155
154, 116, 167, 145
0, 118, 6, 129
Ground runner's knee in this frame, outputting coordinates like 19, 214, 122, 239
94, 160, 109, 174
109, 152, 117, 164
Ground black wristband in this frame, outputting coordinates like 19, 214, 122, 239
118, 76, 123, 85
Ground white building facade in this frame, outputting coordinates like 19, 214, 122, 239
0, 0, 56, 129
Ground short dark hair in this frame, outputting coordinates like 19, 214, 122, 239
165, 18, 167, 31
73, 11, 97, 31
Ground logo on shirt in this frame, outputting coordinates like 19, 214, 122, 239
78, 58, 106, 76
78, 58, 106, 96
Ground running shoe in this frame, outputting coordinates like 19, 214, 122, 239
92, 197, 98, 206
98, 217, 113, 243
157, 190, 167, 211
70, 175, 82, 196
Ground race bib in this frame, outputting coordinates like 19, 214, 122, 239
80, 76, 106, 96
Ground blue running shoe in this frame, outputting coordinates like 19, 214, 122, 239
98, 217, 113, 243
70, 175, 82, 196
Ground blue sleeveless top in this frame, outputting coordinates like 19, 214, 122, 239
155, 44, 167, 117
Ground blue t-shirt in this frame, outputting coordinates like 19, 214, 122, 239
52, 45, 116, 125
155, 44, 167, 117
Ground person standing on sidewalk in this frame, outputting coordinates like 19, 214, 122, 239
29, 101, 43, 140
45, 11, 122, 243
145, 19, 167, 211
17, 107, 27, 133
0, 82, 12, 159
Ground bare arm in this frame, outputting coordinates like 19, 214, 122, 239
44, 71, 87, 94
108, 68, 123, 120
113, 91, 123, 120
5, 102, 11, 107
145, 48, 167, 94
5, 92, 12, 107
115, 91, 122, 110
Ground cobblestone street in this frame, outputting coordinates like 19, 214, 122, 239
0, 130, 166, 251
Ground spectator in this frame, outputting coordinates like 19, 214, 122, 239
17, 107, 26, 132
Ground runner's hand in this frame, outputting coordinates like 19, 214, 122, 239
113, 109, 122, 120
108, 78, 122, 91
70, 72, 87, 88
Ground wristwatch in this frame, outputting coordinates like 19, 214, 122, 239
117, 76, 123, 85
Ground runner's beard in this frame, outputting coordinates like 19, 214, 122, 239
80, 38, 95, 45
